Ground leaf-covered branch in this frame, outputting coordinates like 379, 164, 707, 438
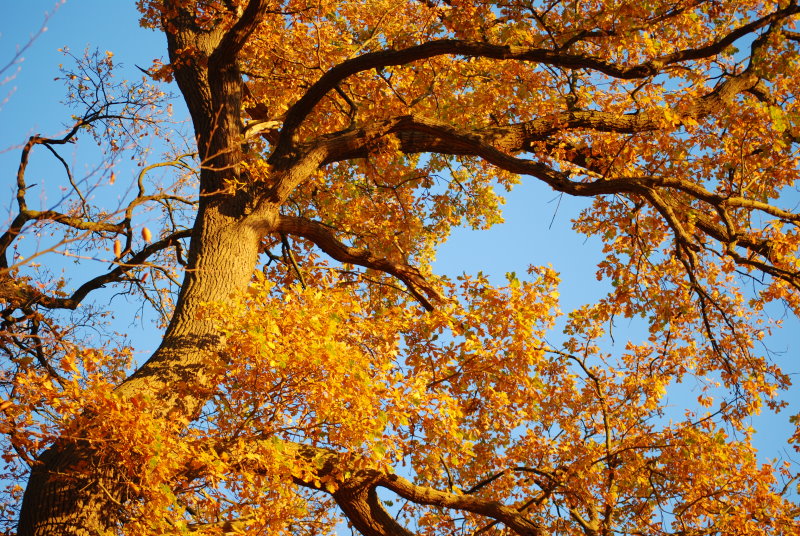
276, 214, 442, 310
269, 2, 799, 161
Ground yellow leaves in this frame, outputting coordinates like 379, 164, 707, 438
768, 105, 789, 133
661, 106, 683, 128
240, 156, 273, 184
207, 281, 411, 455
31, 0, 794, 532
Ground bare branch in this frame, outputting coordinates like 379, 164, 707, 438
0, 229, 192, 311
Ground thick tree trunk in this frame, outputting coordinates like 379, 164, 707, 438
17, 203, 264, 535
17, 440, 125, 536
16, 6, 271, 533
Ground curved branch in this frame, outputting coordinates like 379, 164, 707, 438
310, 52, 760, 172
221, 441, 541, 536
333, 473, 416, 536
289, 445, 542, 536
314, 114, 643, 198
1, 129, 89, 267
0, 229, 192, 311
270, 3, 798, 160
275, 215, 442, 310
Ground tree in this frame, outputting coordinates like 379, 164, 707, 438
3, 0, 800, 534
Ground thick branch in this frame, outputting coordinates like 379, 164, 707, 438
305, 54, 759, 190
208, 0, 270, 72
313, 114, 644, 198
222, 441, 540, 536
290, 444, 542, 536
270, 3, 798, 160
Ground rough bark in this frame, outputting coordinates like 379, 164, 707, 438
17, 2, 272, 534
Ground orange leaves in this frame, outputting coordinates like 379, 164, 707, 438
9, 0, 798, 533
206, 281, 409, 455
194, 266, 569, 508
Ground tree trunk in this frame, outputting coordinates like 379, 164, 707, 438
17, 203, 264, 535
16, 7, 269, 533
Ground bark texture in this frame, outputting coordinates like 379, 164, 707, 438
17, 2, 272, 534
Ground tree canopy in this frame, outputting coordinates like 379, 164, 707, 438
2, 1, 800, 535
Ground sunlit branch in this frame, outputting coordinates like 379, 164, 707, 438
269, 3, 799, 161
275, 215, 442, 310
208, 0, 271, 71
220, 440, 542, 536
0, 230, 191, 312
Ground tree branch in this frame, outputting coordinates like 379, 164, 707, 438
219, 440, 541, 536
0, 229, 192, 311
269, 3, 799, 161
209, 0, 271, 72
275, 214, 442, 310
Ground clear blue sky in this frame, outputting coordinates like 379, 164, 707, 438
2, 1, 798, 470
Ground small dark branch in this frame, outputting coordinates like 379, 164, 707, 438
464, 470, 507, 495
1, 230, 191, 312
125, 193, 197, 226
440, 457, 455, 492
334, 84, 358, 122
3, 119, 120, 266
0, 213, 31, 270
26, 312, 66, 385
42, 142, 87, 211
1, 135, 42, 266
66, 229, 193, 308
264, 249, 282, 265
2, 149, 194, 270
280, 233, 307, 290
655, 191, 800, 290
134, 153, 196, 201
15, 136, 37, 213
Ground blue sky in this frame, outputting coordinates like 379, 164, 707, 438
2, 0, 798, 472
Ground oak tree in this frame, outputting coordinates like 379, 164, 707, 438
3, 0, 800, 534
